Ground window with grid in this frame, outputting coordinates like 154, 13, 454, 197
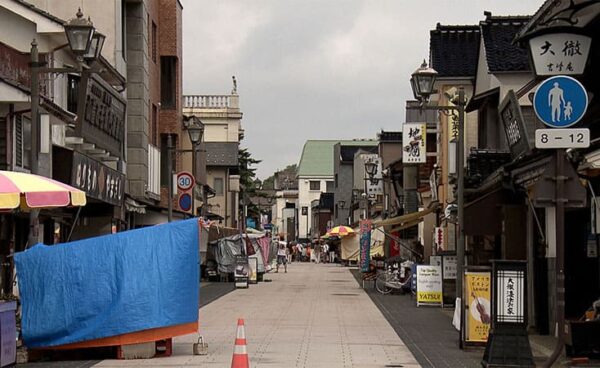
309, 180, 320, 191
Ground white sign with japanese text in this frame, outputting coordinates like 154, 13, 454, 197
443, 256, 457, 280
496, 270, 525, 324
403, 123, 427, 164
529, 33, 591, 76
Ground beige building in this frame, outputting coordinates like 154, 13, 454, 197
183, 88, 243, 228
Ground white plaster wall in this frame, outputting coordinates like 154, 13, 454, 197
26, 0, 124, 74
298, 177, 331, 239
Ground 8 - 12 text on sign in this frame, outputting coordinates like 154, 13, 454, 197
534, 128, 589, 149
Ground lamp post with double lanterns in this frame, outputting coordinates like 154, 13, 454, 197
410, 60, 467, 343
28, 8, 104, 247
167, 117, 205, 222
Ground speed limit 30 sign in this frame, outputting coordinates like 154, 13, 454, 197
176, 171, 195, 191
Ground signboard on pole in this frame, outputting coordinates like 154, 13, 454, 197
403, 123, 427, 163
529, 33, 591, 76
465, 272, 491, 343
359, 220, 372, 272
416, 265, 442, 306
533, 75, 588, 128
176, 171, 194, 191
535, 128, 590, 149
499, 90, 531, 160
433, 227, 444, 251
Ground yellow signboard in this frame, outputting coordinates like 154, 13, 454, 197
465, 272, 491, 343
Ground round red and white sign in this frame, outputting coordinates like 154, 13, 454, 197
176, 171, 195, 191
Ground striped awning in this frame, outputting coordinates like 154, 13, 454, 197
0, 171, 86, 209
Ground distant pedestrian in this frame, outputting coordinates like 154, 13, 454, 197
323, 243, 330, 262
276, 244, 288, 273
314, 242, 322, 264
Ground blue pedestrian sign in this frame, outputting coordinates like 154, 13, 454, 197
534, 75, 588, 128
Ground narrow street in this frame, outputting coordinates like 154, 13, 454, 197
96, 263, 419, 367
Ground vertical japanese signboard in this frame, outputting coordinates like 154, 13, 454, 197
416, 265, 442, 306
359, 220, 372, 272
403, 123, 427, 163
465, 272, 491, 343
529, 33, 591, 76
496, 270, 525, 324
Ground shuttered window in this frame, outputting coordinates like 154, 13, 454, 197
14, 115, 31, 169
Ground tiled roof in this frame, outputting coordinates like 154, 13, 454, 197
430, 24, 480, 78
480, 13, 532, 73
205, 142, 238, 167
298, 140, 377, 177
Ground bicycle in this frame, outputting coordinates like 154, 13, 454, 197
375, 259, 413, 295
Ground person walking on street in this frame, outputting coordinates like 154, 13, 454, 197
323, 242, 329, 263
276, 244, 288, 273
314, 242, 322, 264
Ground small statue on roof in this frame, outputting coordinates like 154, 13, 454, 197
231, 75, 237, 94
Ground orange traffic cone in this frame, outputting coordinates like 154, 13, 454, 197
231, 318, 249, 368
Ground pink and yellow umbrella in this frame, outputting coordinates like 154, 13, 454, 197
0, 171, 86, 210
327, 225, 355, 237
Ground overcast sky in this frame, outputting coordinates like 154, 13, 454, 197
181, 0, 541, 179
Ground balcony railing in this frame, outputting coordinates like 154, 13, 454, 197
183, 95, 232, 109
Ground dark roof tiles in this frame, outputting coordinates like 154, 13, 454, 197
429, 24, 481, 78
480, 13, 532, 73
205, 142, 239, 167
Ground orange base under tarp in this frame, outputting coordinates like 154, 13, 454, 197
35, 322, 197, 350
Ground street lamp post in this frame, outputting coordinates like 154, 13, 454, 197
28, 9, 101, 247
167, 118, 205, 222
410, 60, 466, 341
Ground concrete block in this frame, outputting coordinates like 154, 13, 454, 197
127, 163, 149, 181
118, 342, 155, 359
127, 116, 149, 134
128, 147, 149, 165
126, 50, 147, 67
127, 179, 146, 198
127, 99, 149, 117
127, 131, 149, 148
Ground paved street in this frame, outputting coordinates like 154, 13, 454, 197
85, 262, 419, 367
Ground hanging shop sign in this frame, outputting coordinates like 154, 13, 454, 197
76, 74, 126, 158
403, 123, 427, 164
534, 75, 588, 128
529, 33, 591, 76
234, 255, 249, 288
499, 90, 531, 160
416, 265, 442, 306
434, 227, 444, 251
71, 152, 124, 206
359, 220, 372, 272
465, 272, 491, 343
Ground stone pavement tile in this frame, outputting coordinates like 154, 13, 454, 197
87, 263, 421, 367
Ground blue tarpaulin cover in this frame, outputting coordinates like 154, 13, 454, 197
15, 219, 200, 348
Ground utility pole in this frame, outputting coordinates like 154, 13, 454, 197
456, 87, 466, 324
27, 40, 40, 247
